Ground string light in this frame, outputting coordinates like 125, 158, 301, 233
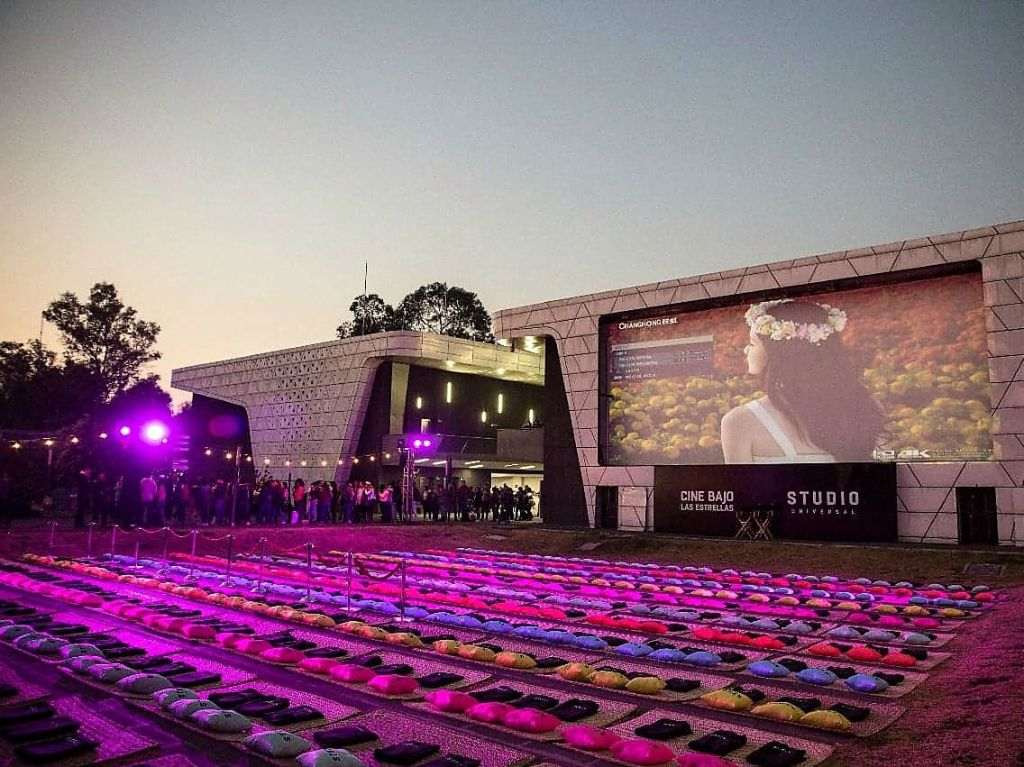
98, 432, 108, 440
11, 442, 21, 450
263, 458, 271, 466
368, 455, 375, 462
43, 438, 54, 447
69, 436, 80, 445
300, 460, 307, 467
320, 460, 327, 467
353, 457, 360, 464
225, 452, 233, 460
204, 448, 212, 457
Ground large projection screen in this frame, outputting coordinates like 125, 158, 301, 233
601, 268, 991, 465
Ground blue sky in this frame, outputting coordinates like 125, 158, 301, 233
1, 1, 1021, 403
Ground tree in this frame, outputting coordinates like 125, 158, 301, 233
394, 282, 493, 341
0, 340, 102, 430
42, 282, 160, 400
336, 294, 398, 338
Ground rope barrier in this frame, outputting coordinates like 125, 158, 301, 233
197, 532, 234, 542
353, 557, 403, 581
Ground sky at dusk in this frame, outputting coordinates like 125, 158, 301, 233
1, 1, 1022, 406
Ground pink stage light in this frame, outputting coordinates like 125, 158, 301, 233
141, 421, 169, 445
118, 425, 132, 437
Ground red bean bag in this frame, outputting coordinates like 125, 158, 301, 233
717, 632, 750, 645
501, 708, 561, 733
846, 646, 883, 663
424, 690, 477, 713
215, 632, 246, 648
561, 725, 622, 751
691, 627, 720, 641
610, 739, 675, 766
329, 664, 376, 683
808, 643, 843, 658
882, 652, 916, 667
750, 636, 785, 651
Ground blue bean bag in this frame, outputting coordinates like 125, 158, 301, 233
827, 626, 861, 640
573, 635, 608, 651
747, 661, 790, 678
786, 621, 815, 635
797, 668, 838, 686
647, 648, 689, 663
614, 642, 654, 657
845, 673, 888, 693
684, 651, 721, 668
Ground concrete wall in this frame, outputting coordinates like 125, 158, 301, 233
493, 220, 1024, 546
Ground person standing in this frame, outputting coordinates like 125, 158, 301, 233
139, 474, 157, 527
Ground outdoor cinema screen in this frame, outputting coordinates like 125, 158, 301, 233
602, 270, 991, 465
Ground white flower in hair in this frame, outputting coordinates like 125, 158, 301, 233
745, 299, 847, 345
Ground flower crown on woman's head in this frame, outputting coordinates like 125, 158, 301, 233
744, 299, 847, 345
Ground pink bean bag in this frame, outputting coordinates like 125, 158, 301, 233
466, 702, 513, 724
235, 638, 272, 655
182, 624, 216, 640
367, 674, 418, 696
501, 708, 561, 734
298, 657, 341, 675
882, 651, 917, 667
610, 739, 675, 765
329, 664, 376, 683
260, 647, 305, 664
424, 690, 477, 713
215, 632, 246, 649
561, 725, 622, 751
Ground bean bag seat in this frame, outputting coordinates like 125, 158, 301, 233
684, 651, 721, 668
432, 640, 461, 655
235, 639, 272, 655
495, 652, 537, 670
808, 643, 843, 658
66, 655, 108, 674
261, 646, 306, 664
902, 632, 931, 646
648, 648, 690, 663
863, 629, 897, 643
574, 635, 609, 651
799, 709, 852, 732
610, 739, 675, 766
244, 730, 312, 758
481, 620, 515, 634
561, 724, 622, 751
117, 673, 174, 695
424, 690, 477, 713
457, 644, 496, 662
590, 671, 629, 689
179, 623, 215, 641
169, 698, 220, 719
847, 646, 883, 663
874, 604, 898, 614
751, 702, 804, 722
191, 708, 253, 733
625, 676, 666, 695
749, 618, 780, 631
558, 663, 596, 682
24, 637, 68, 655
776, 596, 800, 606
356, 626, 388, 641
299, 657, 341, 675
154, 688, 198, 709
367, 674, 418, 696
747, 661, 790, 679
329, 664, 376, 684
750, 636, 785, 651
215, 632, 246, 649
0, 624, 34, 640
827, 626, 861, 640
796, 668, 838, 686
339, 621, 368, 634
785, 621, 815, 635
700, 690, 753, 712
845, 674, 887, 693
386, 632, 423, 648
466, 701, 513, 723
615, 642, 654, 658
297, 748, 367, 767
882, 651, 916, 667
88, 664, 136, 684
912, 617, 940, 629
502, 707, 561, 733
691, 627, 720, 641
59, 643, 103, 659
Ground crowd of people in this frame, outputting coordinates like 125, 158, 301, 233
69, 468, 537, 529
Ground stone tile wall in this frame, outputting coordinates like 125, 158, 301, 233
494, 221, 1024, 545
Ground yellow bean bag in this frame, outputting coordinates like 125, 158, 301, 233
590, 671, 628, 689
432, 640, 461, 655
625, 676, 666, 695
800, 710, 852, 732
387, 632, 423, 648
457, 644, 496, 662
700, 690, 753, 712
495, 652, 537, 670
339, 621, 368, 634
557, 663, 595, 682
752, 702, 804, 722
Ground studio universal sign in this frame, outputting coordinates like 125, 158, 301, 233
653, 464, 896, 542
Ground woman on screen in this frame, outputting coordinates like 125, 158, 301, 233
720, 299, 883, 463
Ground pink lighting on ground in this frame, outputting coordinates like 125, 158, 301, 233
141, 421, 169, 445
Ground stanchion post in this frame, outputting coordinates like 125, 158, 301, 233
252, 537, 265, 593
399, 559, 407, 621
347, 551, 354, 616
48, 521, 56, 553
162, 527, 169, 559
305, 542, 314, 602
110, 525, 118, 557
225, 535, 234, 582
134, 539, 141, 568
187, 528, 198, 581
190, 529, 198, 557
86, 522, 94, 559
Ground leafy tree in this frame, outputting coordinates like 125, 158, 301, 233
394, 282, 493, 341
336, 293, 398, 338
43, 282, 160, 400
0, 340, 102, 430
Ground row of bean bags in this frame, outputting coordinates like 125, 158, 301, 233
807, 642, 920, 666
746, 659, 901, 693
700, 687, 866, 732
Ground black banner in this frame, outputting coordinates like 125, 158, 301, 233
653, 464, 897, 542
